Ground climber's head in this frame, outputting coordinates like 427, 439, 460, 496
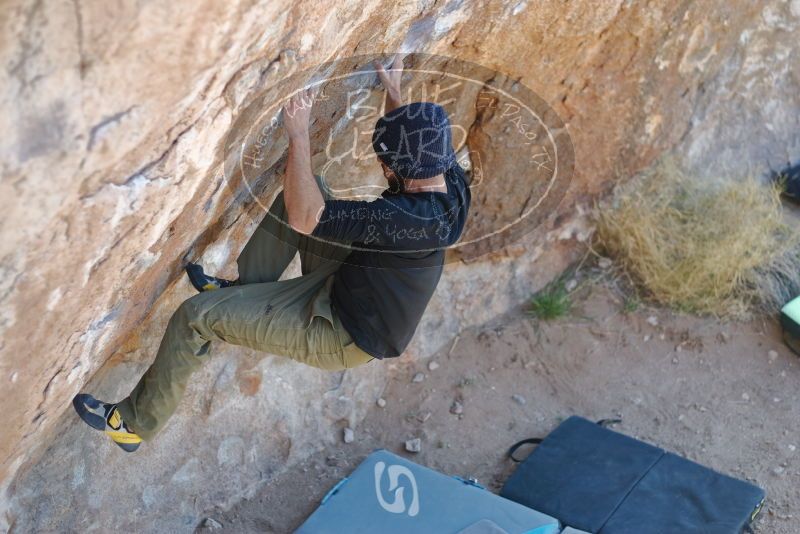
372, 102, 456, 192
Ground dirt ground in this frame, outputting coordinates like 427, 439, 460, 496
200, 280, 799, 534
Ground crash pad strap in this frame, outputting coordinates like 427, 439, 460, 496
508, 419, 622, 463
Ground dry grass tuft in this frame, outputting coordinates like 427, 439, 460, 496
595, 160, 800, 318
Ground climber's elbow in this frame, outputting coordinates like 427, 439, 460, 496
288, 208, 320, 236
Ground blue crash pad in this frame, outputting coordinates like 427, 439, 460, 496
501, 416, 765, 534
297, 449, 561, 534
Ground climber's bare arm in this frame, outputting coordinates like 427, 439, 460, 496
281, 54, 404, 234
282, 88, 324, 235
374, 54, 404, 113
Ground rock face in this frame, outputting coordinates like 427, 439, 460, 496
1, 0, 799, 531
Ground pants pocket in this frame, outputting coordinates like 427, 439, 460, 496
305, 274, 336, 329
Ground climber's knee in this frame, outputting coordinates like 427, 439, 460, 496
163, 295, 216, 356
169, 293, 206, 330
178, 294, 200, 317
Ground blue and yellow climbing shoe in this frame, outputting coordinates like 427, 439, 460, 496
72, 393, 142, 452
185, 262, 237, 293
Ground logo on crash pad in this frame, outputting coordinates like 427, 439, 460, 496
374, 461, 420, 517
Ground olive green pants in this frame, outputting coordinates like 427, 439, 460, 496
117, 181, 374, 441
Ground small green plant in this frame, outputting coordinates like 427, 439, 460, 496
622, 295, 640, 314
528, 281, 572, 320
458, 377, 475, 388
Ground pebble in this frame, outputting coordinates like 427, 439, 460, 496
450, 401, 464, 415
405, 438, 422, 453
201, 518, 223, 530
772, 466, 785, 476
428, 361, 440, 371
376, 397, 387, 408
412, 372, 425, 383
644, 334, 651, 342
768, 350, 779, 362
598, 257, 613, 269
343, 427, 355, 444
646, 316, 659, 327
418, 411, 432, 423
741, 392, 750, 401
672, 357, 679, 364
788, 444, 796, 452
512, 394, 527, 405
565, 279, 578, 292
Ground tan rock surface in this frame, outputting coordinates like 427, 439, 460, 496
1, 0, 798, 530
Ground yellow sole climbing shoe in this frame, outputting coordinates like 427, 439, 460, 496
185, 262, 238, 293
72, 393, 142, 453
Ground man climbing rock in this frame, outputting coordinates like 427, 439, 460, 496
73, 55, 471, 452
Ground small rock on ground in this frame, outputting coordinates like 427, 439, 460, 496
376, 397, 387, 408
405, 438, 421, 453
200, 518, 222, 530
768, 350, 779, 362
512, 394, 526, 405
646, 316, 659, 327
343, 427, 354, 444
428, 361, 440, 371
598, 257, 613, 269
450, 401, 463, 415
412, 372, 425, 383
565, 279, 578, 292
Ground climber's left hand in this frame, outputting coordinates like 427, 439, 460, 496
283, 87, 315, 140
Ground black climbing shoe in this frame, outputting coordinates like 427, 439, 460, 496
72, 393, 142, 452
185, 262, 237, 293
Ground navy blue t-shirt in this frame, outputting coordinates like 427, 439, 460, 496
311, 164, 471, 358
